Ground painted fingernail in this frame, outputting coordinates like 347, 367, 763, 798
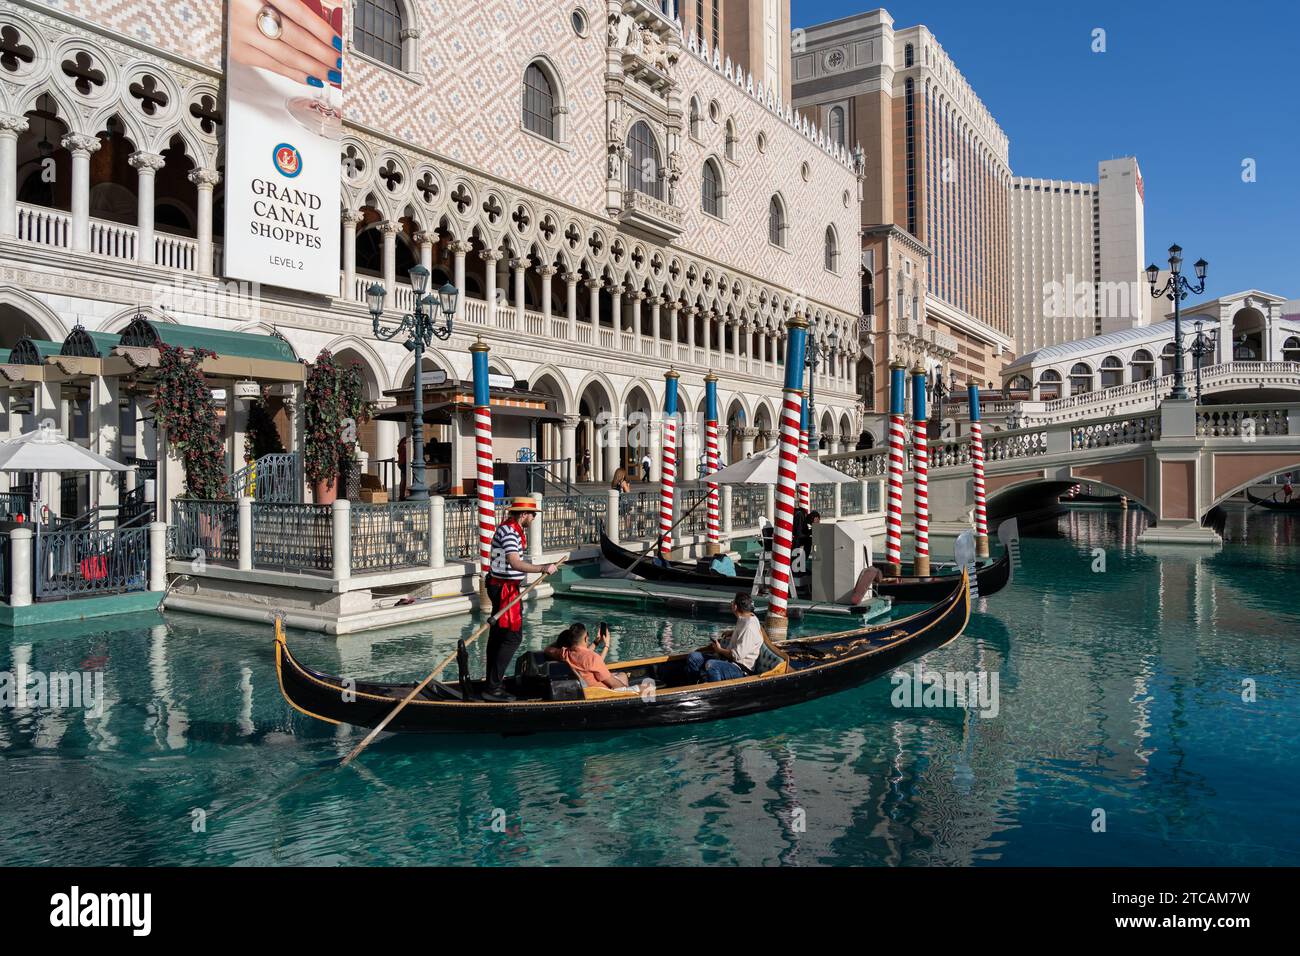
332, 35, 343, 52
336, 57, 343, 69
307, 76, 324, 88
328, 69, 342, 84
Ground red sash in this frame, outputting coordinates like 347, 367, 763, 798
491, 519, 527, 629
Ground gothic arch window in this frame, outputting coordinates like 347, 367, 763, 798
768, 195, 787, 248
626, 121, 662, 200
824, 225, 839, 272
904, 43, 914, 68
702, 158, 723, 218
522, 61, 559, 141
725, 117, 738, 160
688, 97, 703, 139
354, 0, 406, 70
828, 106, 845, 147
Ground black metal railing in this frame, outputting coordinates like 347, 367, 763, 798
227, 453, 302, 502
351, 500, 430, 572
171, 499, 240, 565
443, 497, 478, 561
678, 487, 709, 536
252, 502, 332, 573
33, 524, 150, 601
842, 481, 864, 515
619, 491, 660, 541
542, 494, 605, 551
730, 485, 766, 529
811, 484, 835, 515
0, 491, 31, 518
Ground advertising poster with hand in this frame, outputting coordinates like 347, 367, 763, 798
224, 0, 344, 295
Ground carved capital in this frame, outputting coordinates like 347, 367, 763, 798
61, 132, 102, 155
449, 240, 473, 255
341, 208, 365, 226
187, 167, 221, 188
560, 271, 580, 285
563, 414, 582, 428
128, 150, 167, 174
379, 219, 401, 236
0, 113, 30, 136
413, 231, 434, 246
480, 250, 503, 263
538, 265, 558, 279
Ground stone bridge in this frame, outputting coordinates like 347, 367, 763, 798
825, 399, 1300, 544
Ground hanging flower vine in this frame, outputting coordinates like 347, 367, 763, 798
152, 343, 226, 499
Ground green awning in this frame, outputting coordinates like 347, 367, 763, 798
60, 327, 123, 358
118, 317, 299, 363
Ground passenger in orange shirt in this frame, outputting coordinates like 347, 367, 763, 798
546, 623, 629, 689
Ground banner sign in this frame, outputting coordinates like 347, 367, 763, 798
224, 0, 345, 295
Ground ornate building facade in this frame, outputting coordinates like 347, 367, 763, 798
0, 0, 865, 507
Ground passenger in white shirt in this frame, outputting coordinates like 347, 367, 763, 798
684, 593, 765, 682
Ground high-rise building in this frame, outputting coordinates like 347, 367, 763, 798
723, 0, 792, 105
792, 9, 1015, 421
1009, 157, 1149, 354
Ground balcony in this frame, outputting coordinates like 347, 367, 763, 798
891, 318, 959, 359
14, 202, 221, 274
619, 188, 684, 242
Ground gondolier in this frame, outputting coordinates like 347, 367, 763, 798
483, 497, 557, 701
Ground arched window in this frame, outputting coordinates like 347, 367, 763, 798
1161, 342, 1178, 375
1099, 355, 1123, 388
1069, 362, 1094, 394
689, 98, 702, 139
904, 43, 914, 68
828, 106, 845, 147
1038, 369, 1063, 399
702, 159, 722, 217
725, 118, 737, 160
1283, 336, 1300, 363
1130, 348, 1154, 382
769, 195, 787, 248
824, 225, 839, 272
354, 0, 405, 70
626, 121, 662, 200
523, 62, 557, 140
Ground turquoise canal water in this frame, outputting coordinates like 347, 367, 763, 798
2, 506, 1298, 866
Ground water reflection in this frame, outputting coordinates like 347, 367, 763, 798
1, 510, 1298, 866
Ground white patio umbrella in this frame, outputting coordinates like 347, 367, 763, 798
0, 423, 129, 473
702, 444, 857, 485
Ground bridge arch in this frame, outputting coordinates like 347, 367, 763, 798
1203, 452, 1300, 517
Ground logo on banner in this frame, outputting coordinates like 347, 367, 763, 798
272, 143, 302, 178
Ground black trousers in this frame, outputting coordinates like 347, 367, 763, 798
484, 580, 523, 690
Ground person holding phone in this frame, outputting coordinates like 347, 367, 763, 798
546, 622, 629, 690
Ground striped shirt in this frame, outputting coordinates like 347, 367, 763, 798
489, 520, 526, 581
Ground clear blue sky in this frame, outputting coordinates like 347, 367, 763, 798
793, 0, 1300, 301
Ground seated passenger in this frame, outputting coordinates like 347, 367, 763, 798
545, 622, 629, 690
684, 593, 764, 683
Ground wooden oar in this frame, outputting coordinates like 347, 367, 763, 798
339, 557, 567, 767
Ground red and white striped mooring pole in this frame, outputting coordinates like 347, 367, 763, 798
911, 364, 930, 578
798, 398, 811, 513
658, 368, 680, 559
968, 382, 990, 558
884, 361, 908, 577
471, 338, 495, 610
765, 314, 810, 639
704, 372, 721, 556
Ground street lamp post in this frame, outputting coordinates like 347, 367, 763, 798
804, 324, 839, 453
367, 264, 459, 500
1146, 245, 1208, 402
1188, 320, 1217, 404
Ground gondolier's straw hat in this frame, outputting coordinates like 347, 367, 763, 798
507, 496, 540, 514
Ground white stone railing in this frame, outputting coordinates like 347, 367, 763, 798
15, 201, 199, 272
1016, 362, 1300, 426
1196, 404, 1291, 439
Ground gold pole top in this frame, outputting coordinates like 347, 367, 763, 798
704, 371, 718, 383
469, 335, 489, 354
664, 367, 680, 381
786, 313, 809, 330
889, 359, 907, 370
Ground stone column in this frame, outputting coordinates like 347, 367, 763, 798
666, 302, 678, 349
511, 258, 526, 327
606, 489, 621, 545
448, 409, 464, 495
341, 209, 362, 301
686, 306, 697, 352
331, 498, 352, 581
184, 168, 219, 277
226, 386, 248, 477
539, 265, 556, 326
381, 220, 399, 310
561, 414, 579, 483
0, 113, 30, 238
451, 240, 471, 323
563, 272, 579, 339
529, 494, 544, 562
8, 527, 31, 607
631, 291, 644, 351
129, 151, 166, 265
650, 297, 662, 349
92, 374, 122, 510
612, 287, 625, 336
587, 278, 601, 328
604, 414, 620, 482
415, 231, 434, 273
482, 250, 502, 325
429, 496, 445, 569
149, 522, 167, 592
740, 427, 756, 459
62, 133, 101, 253
238, 496, 253, 571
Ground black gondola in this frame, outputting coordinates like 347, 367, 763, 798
1246, 490, 1300, 512
275, 574, 970, 735
1061, 492, 1124, 504
598, 532, 1011, 604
